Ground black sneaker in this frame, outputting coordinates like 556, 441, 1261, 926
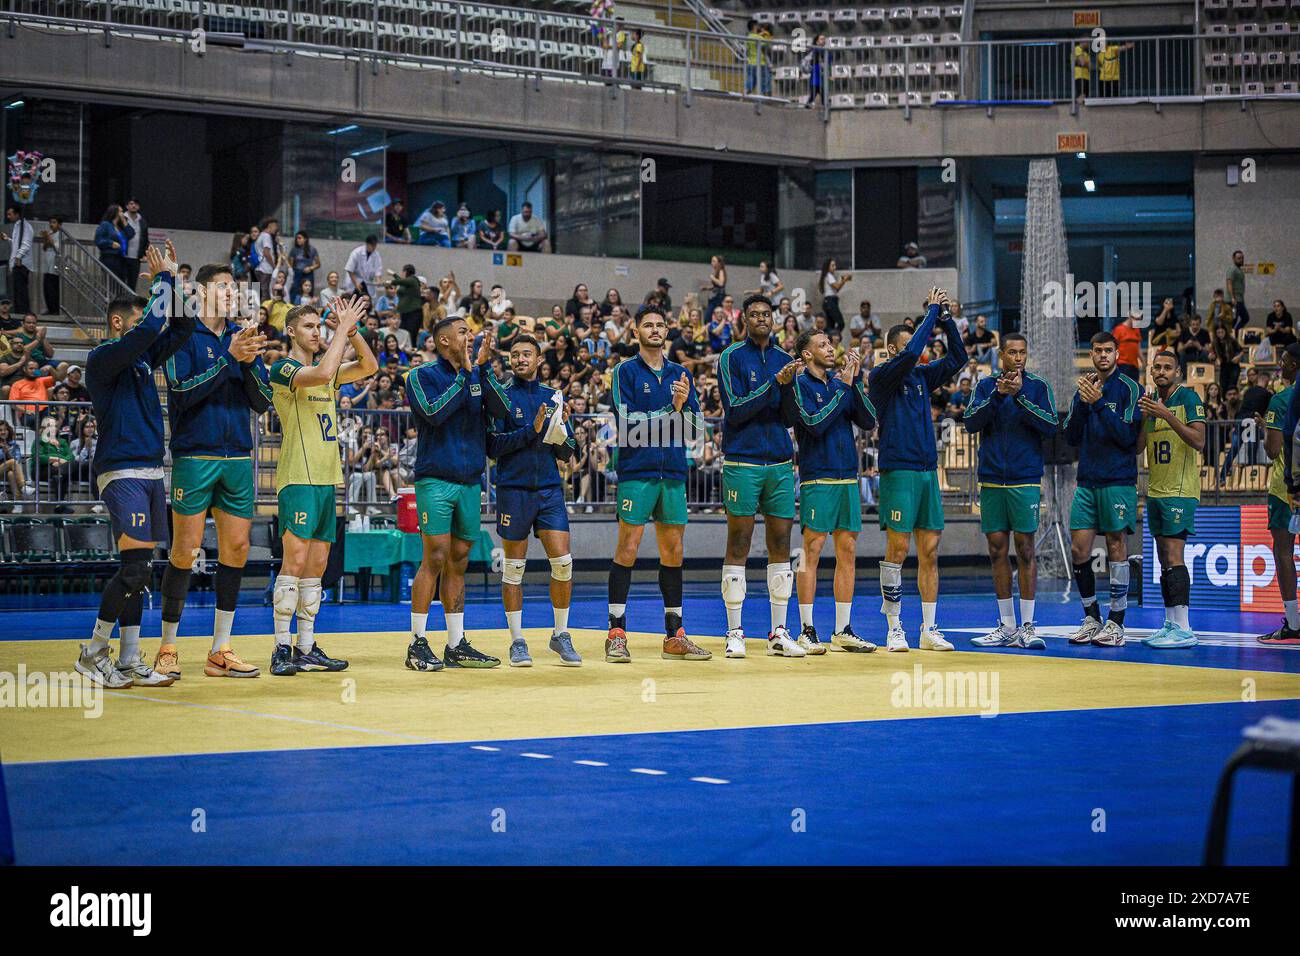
1258, 620, 1300, 645
294, 642, 349, 672
270, 643, 299, 677
405, 635, 444, 672
443, 639, 501, 668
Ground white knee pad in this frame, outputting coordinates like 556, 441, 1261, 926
502, 557, 527, 586
273, 575, 300, 618
298, 577, 322, 619
721, 566, 747, 608
766, 562, 794, 602
549, 554, 573, 582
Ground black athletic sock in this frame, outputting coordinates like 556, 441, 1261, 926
214, 562, 243, 613
160, 561, 192, 626
1165, 564, 1190, 618
608, 562, 632, 629
659, 565, 683, 636
97, 548, 152, 623
1073, 560, 1101, 621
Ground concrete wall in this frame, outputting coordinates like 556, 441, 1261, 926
61, 224, 958, 323
1193, 155, 1300, 316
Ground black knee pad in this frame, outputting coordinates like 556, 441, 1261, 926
1165, 565, 1190, 607
118, 548, 153, 596
160, 561, 192, 621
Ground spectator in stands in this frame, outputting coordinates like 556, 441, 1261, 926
13, 313, 56, 376
343, 234, 383, 298
818, 258, 851, 335
747, 260, 785, 306
374, 282, 399, 325
254, 216, 281, 303
385, 200, 410, 244
945, 378, 974, 420
5, 358, 60, 424
964, 314, 998, 367
4, 204, 36, 314
599, 288, 623, 319
654, 276, 674, 313
1097, 40, 1134, 98
629, 29, 646, 82
121, 198, 148, 291
896, 242, 927, 269
853, 300, 881, 347
1267, 299, 1294, 347
565, 283, 594, 321
1072, 38, 1091, 100
478, 209, 506, 251
508, 202, 551, 253
319, 270, 343, 314
61, 364, 89, 404
228, 231, 253, 282
1177, 313, 1211, 373
70, 415, 96, 487
667, 322, 710, 376
488, 285, 513, 320
1113, 311, 1143, 381
1221, 368, 1273, 481
744, 21, 773, 97
1227, 249, 1249, 328
386, 264, 424, 344
450, 203, 477, 249
1212, 324, 1243, 393
1206, 289, 1232, 334
1203, 382, 1227, 421
36, 216, 64, 315
415, 201, 451, 246
1151, 302, 1181, 352
34, 414, 72, 511
0, 299, 15, 333
294, 278, 319, 308
92, 204, 132, 290
0, 419, 28, 511
289, 231, 320, 302
381, 309, 412, 354
803, 33, 826, 109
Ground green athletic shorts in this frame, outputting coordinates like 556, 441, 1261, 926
1268, 494, 1292, 533
722, 461, 795, 519
278, 484, 337, 543
1069, 484, 1138, 534
800, 481, 862, 533
618, 479, 688, 526
1146, 496, 1197, 538
416, 477, 481, 541
879, 469, 944, 533
172, 456, 255, 519
979, 484, 1042, 535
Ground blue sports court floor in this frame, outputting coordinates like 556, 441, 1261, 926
2, 578, 1298, 865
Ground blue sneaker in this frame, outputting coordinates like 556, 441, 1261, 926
548, 631, 582, 666
509, 639, 533, 668
1144, 623, 1198, 649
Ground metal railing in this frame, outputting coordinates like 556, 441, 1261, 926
6, 4, 1295, 113
56, 232, 134, 345
0, 397, 1276, 518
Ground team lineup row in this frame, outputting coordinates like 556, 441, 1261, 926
67, 243, 1300, 689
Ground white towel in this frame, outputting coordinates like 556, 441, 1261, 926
542, 394, 568, 446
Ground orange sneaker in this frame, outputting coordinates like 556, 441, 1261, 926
204, 647, 261, 678
662, 628, 711, 661
605, 627, 631, 663
154, 644, 181, 680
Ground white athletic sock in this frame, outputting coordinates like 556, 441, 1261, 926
273, 574, 299, 647
921, 601, 937, 630
119, 625, 140, 661
835, 601, 851, 633
887, 611, 901, 629
1285, 599, 1300, 631
997, 597, 1016, 630
767, 562, 791, 631
1171, 605, 1190, 630
553, 605, 570, 635
799, 603, 814, 628
722, 564, 745, 631
1020, 598, 1036, 625
446, 612, 465, 648
608, 602, 626, 620
411, 610, 427, 640
89, 618, 114, 653
295, 578, 321, 651
212, 608, 235, 653
161, 619, 180, 645
506, 610, 524, 641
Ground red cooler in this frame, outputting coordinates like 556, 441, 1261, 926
397, 487, 419, 533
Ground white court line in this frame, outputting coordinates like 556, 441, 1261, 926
629, 767, 667, 776
519, 752, 553, 759
574, 759, 608, 766
470, 745, 500, 752
691, 777, 730, 785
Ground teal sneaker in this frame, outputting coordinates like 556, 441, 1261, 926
548, 631, 582, 666
1143, 622, 1198, 649
509, 639, 533, 668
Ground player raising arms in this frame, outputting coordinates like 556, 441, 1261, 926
403, 315, 514, 671
155, 261, 272, 680
867, 288, 966, 652
787, 331, 877, 652
267, 297, 377, 676
606, 305, 712, 663
1138, 350, 1206, 649
1258, 343, 1300, 645
717, 293, 805, 659
76, 241, 195, 687
486, 334, 581, 667
1064, 331, 1143, 648
964, 333, 1057, 649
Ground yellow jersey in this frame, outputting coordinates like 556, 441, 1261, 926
1266, 385, 1293, 501
270, 357, 343, 490
1144, 384, 1205, 499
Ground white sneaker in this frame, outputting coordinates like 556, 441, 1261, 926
1091, 620, 1126, 646
919, 627, 954, 651
725, 628, 747, 658
885, 626, 909, 652
75, 643, 133, 689
798, 624, 828, 655
114, 650, 176, 687
1068, 616, 1104, 645
971, 622, 1018, 647
766, 624, 806, 657
1015, 622, 1046, 650
832, 625, 877, 653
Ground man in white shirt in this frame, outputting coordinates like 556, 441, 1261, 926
507, 202, 551, 253
342, 235, 383, 298
255, 216, 281, 302
122, 198, 148, 291
4, 205, 35, 314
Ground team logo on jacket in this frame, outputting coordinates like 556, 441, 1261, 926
816, 393, 823, 404
470, 384, 481, 396
750, 371, 757, 383
643, 383, 651, 393
1106, 402, 1117, 413
206, 347, 215, 359
515, 407, 524, 418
